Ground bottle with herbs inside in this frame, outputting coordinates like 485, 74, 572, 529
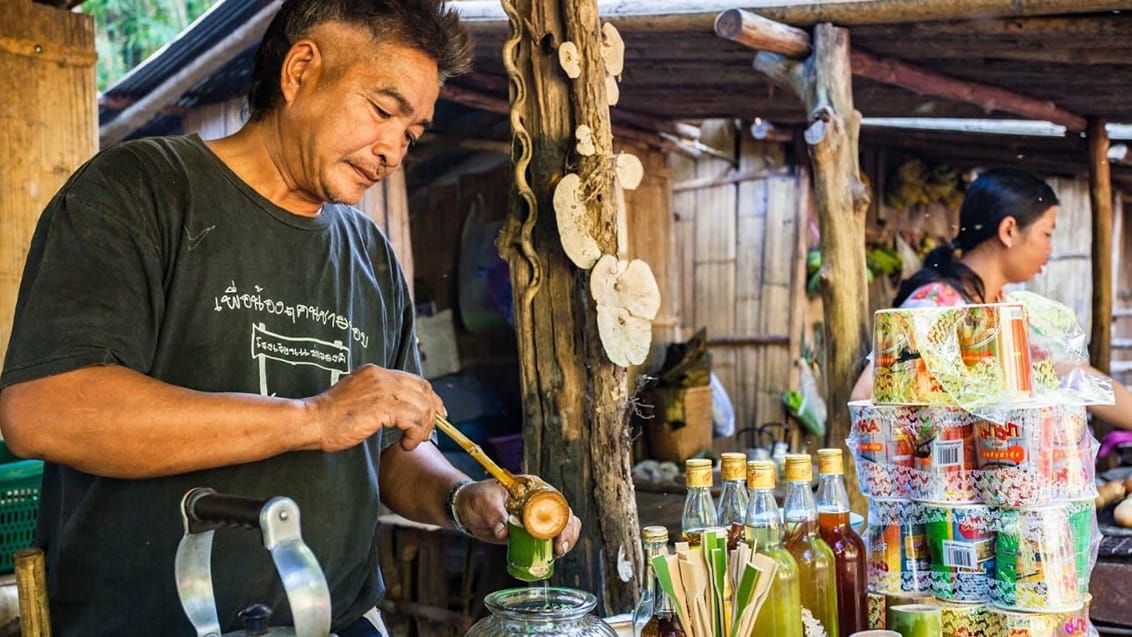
717, 452, 749, 551
783, 453, 839, 637
632, 526, 669, 637
680, 458, 716, 546
816, 448, 867, 637
636, 526, 686, 637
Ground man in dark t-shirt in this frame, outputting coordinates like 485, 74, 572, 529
0, 2, 579, 635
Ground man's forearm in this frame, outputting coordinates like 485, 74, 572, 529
0, 365, 314, 478
379, 442, 469, 527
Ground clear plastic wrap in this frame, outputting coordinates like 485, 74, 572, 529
870, 298, 1114, 414
848, 401, 1097, 506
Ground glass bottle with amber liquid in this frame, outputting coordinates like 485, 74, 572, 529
632, 526, 670, 637
641, 528, 686, 637
783, 454, 839, 637
681, 458, 716, 546
816, 448, 867, 637
744, 460, 802, 637
717, 452, 749, 551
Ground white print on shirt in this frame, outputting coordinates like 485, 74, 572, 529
252, 322, 351, 395
213, 281, 370, 348
183, 224, 216, 251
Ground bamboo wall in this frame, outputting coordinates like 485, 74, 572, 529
670, 120, 807, 454
0, 3, 97, 359
184, 97, 415, 285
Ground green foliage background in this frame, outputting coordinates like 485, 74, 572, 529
80, 0, 220, 91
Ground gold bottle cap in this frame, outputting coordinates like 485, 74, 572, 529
685, 458, 713, 488
784, 454, 813, 482
817, 448, 844, 476
642, 525, 669, 543
747, 460, 777, 490
720, 452, 747, 481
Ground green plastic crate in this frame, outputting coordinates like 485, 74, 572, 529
0, 441, 42, 573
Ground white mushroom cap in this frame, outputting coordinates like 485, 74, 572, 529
619, 259, 661, 320
590, 254, 626, 307
553, 173, 601, 269
601, 23, 625, 77
558, 41, 582, 79
605, 74, 620, 106
597, 305, 651, 367
590, 255, 661, 320
575, 125, 596, 157
614, 153, 644, 191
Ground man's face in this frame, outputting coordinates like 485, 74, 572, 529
283, 26, 439, 206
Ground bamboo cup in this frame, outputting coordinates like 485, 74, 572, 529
435, 415, 570, 540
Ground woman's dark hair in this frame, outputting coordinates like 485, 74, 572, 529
893, 167, 1058, 306
246, 0, 473, 121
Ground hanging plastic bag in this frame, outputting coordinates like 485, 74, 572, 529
710, 372, 735, 437
783, 361, 827, 437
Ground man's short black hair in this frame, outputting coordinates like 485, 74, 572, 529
246, 0, 472, 121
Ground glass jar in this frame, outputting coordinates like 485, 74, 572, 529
465, 587, 618, 637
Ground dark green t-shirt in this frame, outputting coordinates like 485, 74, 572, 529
1, 135, 419, 635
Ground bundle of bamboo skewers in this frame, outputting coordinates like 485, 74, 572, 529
650, 528, 777, 637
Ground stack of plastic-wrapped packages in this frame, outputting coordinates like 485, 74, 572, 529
848, 291, 1108, 637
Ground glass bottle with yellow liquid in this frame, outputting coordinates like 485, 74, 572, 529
744, 460, 802, 637
816, 448, 867, 637
717, 452, 749, 552
783, 454, 839, 637
681, 458, 716, 546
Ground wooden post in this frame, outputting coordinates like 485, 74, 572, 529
1088, 117, 1113, 373
0, 1, 97, 360
497, 0, 640, 613
15, 548, 51, 637
752, 26, 871, 514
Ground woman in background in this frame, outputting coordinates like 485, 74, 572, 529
851, 167, 1132, 430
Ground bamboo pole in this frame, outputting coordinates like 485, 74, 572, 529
1088, 117, 1114, 374
15, 548, 50, 637
715, 7, 1088, 132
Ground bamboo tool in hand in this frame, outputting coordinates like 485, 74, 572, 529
434, 414, 570, 540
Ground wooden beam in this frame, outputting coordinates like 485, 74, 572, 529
849, 49, 1087, 132
714, 9, 810, 58
455, 0, 1132, 30
707, 335, 790, 346
1088, 116, 1114, 374
440, 83, 671, 151
716, 8, 1088, 132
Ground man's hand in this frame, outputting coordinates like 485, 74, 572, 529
306, 364, 444, 452
455, 480, 582, 556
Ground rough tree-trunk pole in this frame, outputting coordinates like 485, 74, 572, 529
497, 0, 641, 613
753, 25, 871, 513
1087, 116, 1113, 374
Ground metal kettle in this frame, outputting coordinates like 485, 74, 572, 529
175, 488, 335, 637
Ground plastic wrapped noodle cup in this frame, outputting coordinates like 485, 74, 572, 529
992, 504, 1082, 612
871, 303, 1034, 407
